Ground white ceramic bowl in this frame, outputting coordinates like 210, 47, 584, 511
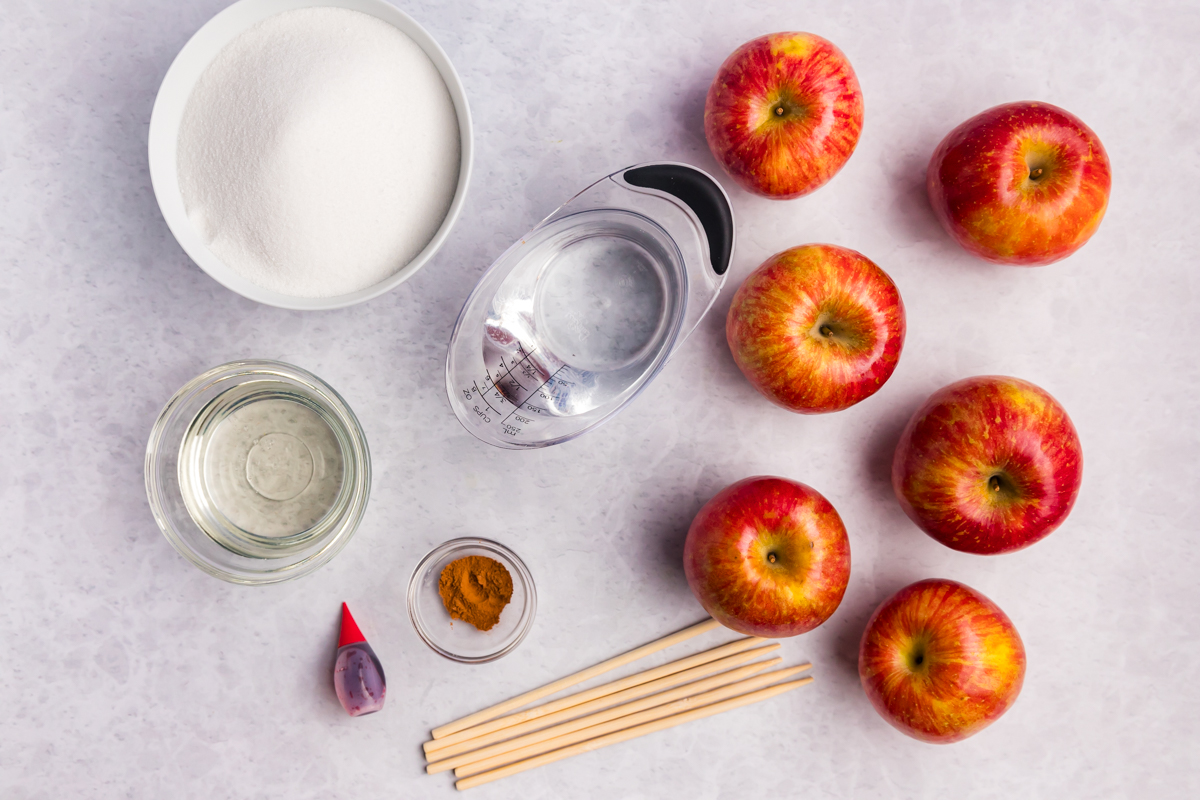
148, 0, 474, 310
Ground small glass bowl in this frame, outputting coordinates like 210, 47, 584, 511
145, 360, 371, 584
408, 538, 536, 663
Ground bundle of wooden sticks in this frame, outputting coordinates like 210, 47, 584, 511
423, 618, 814, 790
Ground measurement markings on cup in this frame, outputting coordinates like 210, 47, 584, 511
466, 340, 570, 435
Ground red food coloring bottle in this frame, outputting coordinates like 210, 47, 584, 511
334, 603, 386, 716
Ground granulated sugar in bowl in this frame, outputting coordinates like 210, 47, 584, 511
149, 0, 473, 309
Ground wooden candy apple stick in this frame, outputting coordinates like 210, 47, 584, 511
454, 674, 815, 790
428, 618, 721, 742
427, 654, 793, 773
425, 632, 766, 755
426, 644, 778, 763
439, 660, 810, 777
454, 663, 811, 779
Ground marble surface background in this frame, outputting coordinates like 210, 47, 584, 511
2, 0, 1198, 797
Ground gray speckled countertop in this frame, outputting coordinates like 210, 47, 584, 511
2, 1, 1198, 797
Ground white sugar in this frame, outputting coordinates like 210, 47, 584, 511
177, 7, 460, 298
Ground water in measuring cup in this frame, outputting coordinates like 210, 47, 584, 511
537, 235, 666, 371
480, 210, 684, 420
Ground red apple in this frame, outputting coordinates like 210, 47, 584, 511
683, 476, 851, 637
726, 244, 905, 414
892, 376, 1082, 555
704, 33, 863, 199
927, 101, 1111, 265
859, 578, 1026, 743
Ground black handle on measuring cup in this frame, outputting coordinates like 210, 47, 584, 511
622, 163, 734, 276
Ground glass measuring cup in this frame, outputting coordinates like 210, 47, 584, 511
446, 162, 734, 449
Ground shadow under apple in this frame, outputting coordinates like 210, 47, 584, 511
648, 477, 726, 597
862, 390, 927, 491
827, 574, 921, 683
883, 142, 942, 244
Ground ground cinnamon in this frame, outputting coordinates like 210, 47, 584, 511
438, 555, 513, 632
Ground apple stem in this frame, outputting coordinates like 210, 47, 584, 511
819, 325, 833, 338
774, 105, 785, 117
767, 553, 777, 563
1029, 167, 1044, 180
989, 475, 1002, 492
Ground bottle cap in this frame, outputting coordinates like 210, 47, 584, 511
338, 602, 367, 648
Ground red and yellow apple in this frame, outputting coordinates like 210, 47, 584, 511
892, 376, 1082, 555
927, 101, 1111, 265
859, 578, 1026, 743
704, 32, 863, 199
683, 476, 851, 637
726, 244, 905, 414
